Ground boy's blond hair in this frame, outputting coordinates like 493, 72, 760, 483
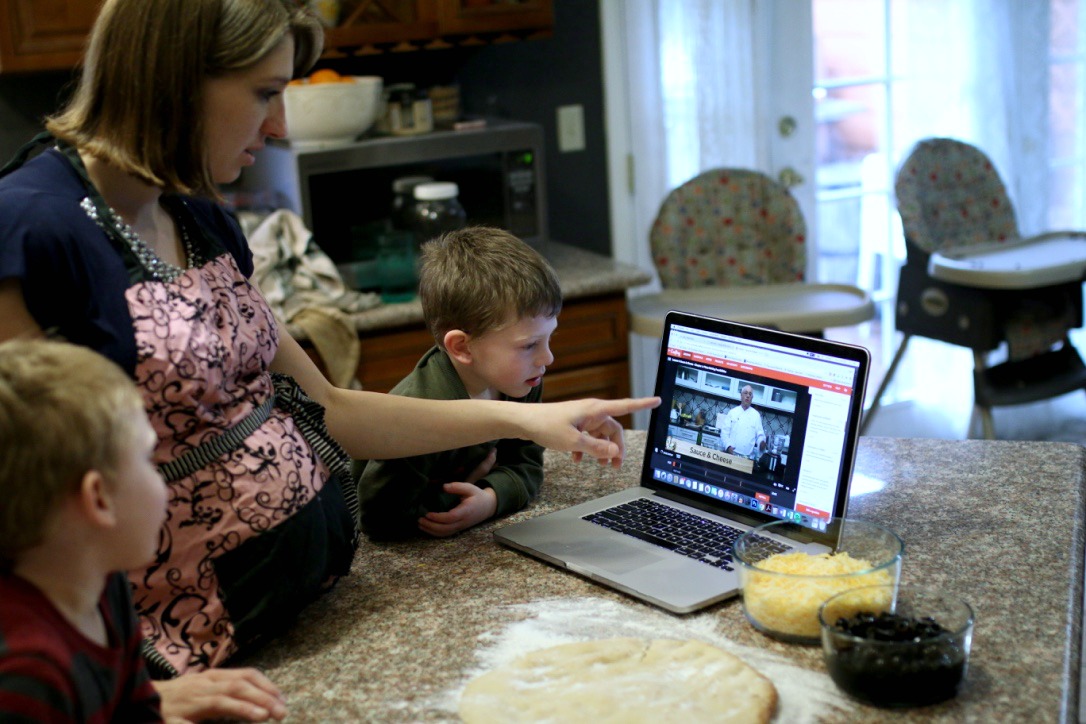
418, 226, 562, 346
0, 339, 146, 566
46, 0, 323, 198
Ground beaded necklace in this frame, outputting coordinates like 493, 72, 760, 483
80, 196, 200, 283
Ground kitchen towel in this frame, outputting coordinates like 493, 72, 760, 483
243, 208, 379, 388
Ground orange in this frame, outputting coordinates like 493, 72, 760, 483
308, 68, 343, 84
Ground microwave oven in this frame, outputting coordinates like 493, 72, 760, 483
240, 119, 548, 264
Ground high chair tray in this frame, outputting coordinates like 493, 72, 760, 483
929, 234, 1086, 289
627, 283, 874, 337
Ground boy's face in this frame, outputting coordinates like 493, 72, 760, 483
106, 414, 168, 569
464, 314, 557, 399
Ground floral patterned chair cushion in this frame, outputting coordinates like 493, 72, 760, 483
894, 138, 1019, 255
649, 168, 807, 289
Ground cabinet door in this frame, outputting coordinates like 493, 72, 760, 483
324, 0, 438, 50
434, 0, 552, 35
0, 0, 101, 73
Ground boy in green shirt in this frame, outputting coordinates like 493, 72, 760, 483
358, 226, 562, 539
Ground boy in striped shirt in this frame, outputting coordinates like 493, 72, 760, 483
0, 339, 164, 722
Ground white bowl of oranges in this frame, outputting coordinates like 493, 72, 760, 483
284, 69, 382, 146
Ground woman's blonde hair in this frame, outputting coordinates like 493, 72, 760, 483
46, 0, 323, 197
0, 339, 146, 567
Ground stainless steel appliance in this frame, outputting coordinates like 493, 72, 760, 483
239, 119, 547, 263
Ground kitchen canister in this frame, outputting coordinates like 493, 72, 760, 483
390, 175, 433, 232
389, 87, 433, 136
409, 182, 467, 246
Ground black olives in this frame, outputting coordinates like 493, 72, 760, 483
824, 611, 968, 707
835, 611, 946, 642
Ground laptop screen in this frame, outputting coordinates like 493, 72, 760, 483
641, 313, 869, 535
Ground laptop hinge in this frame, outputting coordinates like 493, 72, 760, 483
652, 488, 829, 546
653, 488, 769, 529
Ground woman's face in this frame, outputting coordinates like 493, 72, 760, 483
201, 36, 295, 184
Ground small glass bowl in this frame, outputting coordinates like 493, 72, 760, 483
733, 518, 903, 643
819, 584, 974, 707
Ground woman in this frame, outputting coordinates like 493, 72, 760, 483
0, 0, 656, 712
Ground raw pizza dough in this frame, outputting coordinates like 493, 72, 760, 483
459, 637, 777, 724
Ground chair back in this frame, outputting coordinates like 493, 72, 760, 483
894, 138, 1019, 257
649, 168, 807, 289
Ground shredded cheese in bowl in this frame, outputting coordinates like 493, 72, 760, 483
733, 519, 904, 643
741, 552, 895, 640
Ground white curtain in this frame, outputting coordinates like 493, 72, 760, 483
613, 0, 759, 289
616, 0, 1057, 270
893, 0, 1052, 235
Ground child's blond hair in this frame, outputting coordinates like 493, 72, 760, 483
0, 338, 146, 566
418, 226, 562, 346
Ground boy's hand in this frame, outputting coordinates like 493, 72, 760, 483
418, 484, 498, 537
154, 667, 286, 723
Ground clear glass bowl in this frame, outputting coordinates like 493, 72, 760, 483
819, 584, 974, 707
732, 518, 903, 643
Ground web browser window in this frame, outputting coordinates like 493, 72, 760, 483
646, 323, 862, 533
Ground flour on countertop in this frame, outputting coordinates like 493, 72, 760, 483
431, 596, 854, 723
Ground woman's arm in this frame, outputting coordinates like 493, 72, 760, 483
270, 326, 659, 463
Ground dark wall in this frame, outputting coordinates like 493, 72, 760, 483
332, 0, 610, 254
0, 70, 77, 165
0, 0, 610, 254
457, 0, 610, 254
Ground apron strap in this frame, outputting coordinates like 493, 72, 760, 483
0, 131, 54, 179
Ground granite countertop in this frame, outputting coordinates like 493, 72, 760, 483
238, 432, 1085, 722
314, 241, 652, 335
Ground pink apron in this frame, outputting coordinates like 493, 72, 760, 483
126, 252, 334, 673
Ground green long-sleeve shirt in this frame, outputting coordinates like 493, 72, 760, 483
357, 346, 544, 540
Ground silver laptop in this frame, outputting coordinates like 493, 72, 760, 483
494, 310, 871, 613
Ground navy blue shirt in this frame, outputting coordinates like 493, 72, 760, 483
0, 147, 253, 374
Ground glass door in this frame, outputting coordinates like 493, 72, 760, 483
1050, 0, 1086, 230
811, 0, 1086, 418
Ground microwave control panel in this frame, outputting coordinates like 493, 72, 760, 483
504, 150, 539, 239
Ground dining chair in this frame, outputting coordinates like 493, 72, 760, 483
861, 137, 1086, 438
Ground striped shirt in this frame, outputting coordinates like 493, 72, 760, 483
0, 571, 161, 722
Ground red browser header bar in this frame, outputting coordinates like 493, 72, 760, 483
666, 347, 853, 395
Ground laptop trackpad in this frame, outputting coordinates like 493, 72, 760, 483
566, 540, 665, 575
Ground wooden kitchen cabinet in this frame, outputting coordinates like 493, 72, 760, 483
433, 0, 553, 36
325, 0, 552, 55
305, 292, 633, 426
0, 0, 101, 73
324, 0, 434, 49
0, 0, 552, 73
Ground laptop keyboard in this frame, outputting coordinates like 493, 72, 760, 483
582, 498, 792, 571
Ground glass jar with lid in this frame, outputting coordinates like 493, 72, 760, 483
409, 181, 467, 246
390, 175, 433, 232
